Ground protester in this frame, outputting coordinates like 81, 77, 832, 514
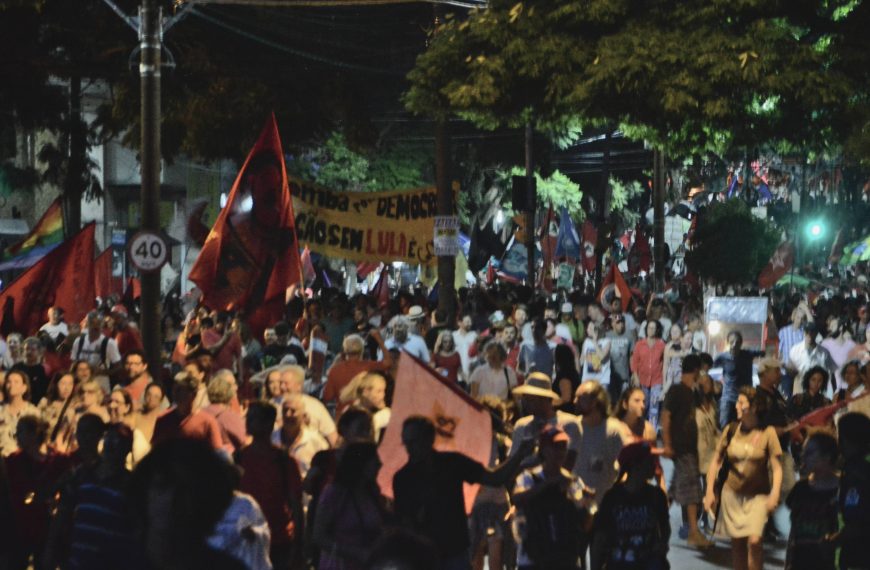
788, 322, 837, 398
432, 330, 463, 384
11, 337, 51, 405
714, 331, 765, 428
513, 426, 590, 570
37, 371, 78, 442
606, 313, 634, 404
279, 364, 338, 446
0, 370, 41, 456
275, 394, 330, 478
39, 306, 69, 344
107, 387, 151, 466
510, 373, 581, 469
579, 320, 610, 390
313, 441, 385, 570
120, 349, 153, 409
778, 305, 811, 399
69, 312, 122, 380
393, 415, 533, 570
133, 382, 166, 443
630, 320, 666, 431
834, 412, 870, 570
151, 371, 223, 449
384, 316, 429, 361
704, 392, 783, 570
453, 314, 478, 382
323, 332, 391, 407
614, 387, 656, 444
594, 442, 671, 570
518, 318, 555, 378
469, 340, 518, 401
203, 370, 247, 454
236, 400, 304, 570
338, 371, 390, 436
789, 365, 833, 424
784, 430, 839, 570
553, 344, 581, 413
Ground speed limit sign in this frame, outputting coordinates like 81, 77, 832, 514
128, 231, 169, 273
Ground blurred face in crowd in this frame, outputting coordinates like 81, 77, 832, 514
728, 332, 742, 352
48, 307, 62, 325
144, 385, 164, 413
23, 341, 41, 364
669, 324, 682, 343
263, 328, 277, 345
573, 305, 586, 321
281, 397, 307, 432
125, 354, 147, 381
484, 344, 505, 368
645, 321, 658, 339
184, 363, 205, 385
697, 368, 714, 395
57, 374, 75, 401
266, 371, 281, 398
735, 393, 751, 421
807, 371, 825, 396
502, 325, 517, 345
86, 314, 102, 336
540, 439, 568, 469
6, 372, 27, 401
280, 369, 303, 395
843, 364, 861, 390
81, 383, 103, 409
108, 390, 131, 422
7, 335, 21, 355
612, 317, 626, 335
513, 308, 527, 327
680, 331, 694, 351
460, 315, 472, 331
74, 361, 92, 383
361, 377, 387, 411
624, 389, 646, 419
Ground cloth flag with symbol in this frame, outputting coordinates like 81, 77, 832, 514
377, 353, 493, 513
757, 241, 794, 289
189, 113, 300, 329
0, 223, 95, 336
555, 207, 580, 261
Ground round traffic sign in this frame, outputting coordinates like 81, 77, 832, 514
128, 231, 169, 272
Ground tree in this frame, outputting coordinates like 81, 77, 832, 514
405, 0, 858, 160
685, 200, 780, 284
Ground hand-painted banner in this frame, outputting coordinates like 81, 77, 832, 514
290, 178, 454, 265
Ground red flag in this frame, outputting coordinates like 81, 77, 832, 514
356, 261, 380, 280
94, 248, 123, 300
188, 113, 300, 321
300, 246, 316, 286
539, 203, 558, 268
0, 223, 95, 336
757, 241, 794, 289
485, 259, 495, 286
628, 224, 652, 276
580, 220, 597, 272
377, 353, 493, 513
598, 262, 632, 312
372, 268, 390, 308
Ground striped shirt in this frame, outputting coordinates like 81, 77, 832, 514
778, 324, 804, 361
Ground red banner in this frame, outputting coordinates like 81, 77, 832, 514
189, 113, 300, 319
377, 353, 493, 513
0, 223, 95, 336
757, 241, 794, 289
599, 262, 632, 312
580, 220, 597, 272
94, 248, 123, 300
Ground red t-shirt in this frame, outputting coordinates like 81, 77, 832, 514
202, 329, 242, 372
4, 450, 71, 548
323, 359, 386, 403
151, 408, 223, 449
235, 444, 303, 544
433, 352, 462, 383
115, 326, 144, 357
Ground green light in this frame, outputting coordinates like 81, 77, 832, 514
805, 219, 825, 240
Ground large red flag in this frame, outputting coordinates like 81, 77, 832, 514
377, 353, 493, 513
188, 113, 300, 322
94, 248, 123, 300
757, 241, 794, 289
0, 223, 95, 336
580, 220, 597, 272
371, 268, 390, 308
599, 262, 632, 312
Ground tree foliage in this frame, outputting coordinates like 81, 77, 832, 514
685, 200, 780, 284
406, 0, 861, 160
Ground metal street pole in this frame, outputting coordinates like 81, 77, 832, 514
139, 0, 162, 375
525, 121, 535, 285
435, 117, 456, 321
653, 148, 666, 293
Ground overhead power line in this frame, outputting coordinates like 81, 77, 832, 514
182, 0, 487, 8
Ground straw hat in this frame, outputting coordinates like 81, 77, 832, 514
512, 372, 560, 400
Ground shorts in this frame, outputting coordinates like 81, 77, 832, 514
469, 501, 510, 546
670, 453, 703, 505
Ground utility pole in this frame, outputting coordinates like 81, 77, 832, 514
433, 5, 455, 321
653, 148, 666, 293
139, 0, 162, 375
524, 121, 535, 285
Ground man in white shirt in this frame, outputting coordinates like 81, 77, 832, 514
279, 364, 337, 446
788, 322, 837, 398
39, 306, 70, 344
383, 317, 429, 362
71, 311, 122, 382
452, 314, 478, 382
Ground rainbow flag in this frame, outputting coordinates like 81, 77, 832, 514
0, 198, 65, 271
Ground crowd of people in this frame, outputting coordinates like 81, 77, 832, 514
1, 276, 870, 570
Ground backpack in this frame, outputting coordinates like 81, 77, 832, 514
522, 473, 584, 566
77, 336, 111, 370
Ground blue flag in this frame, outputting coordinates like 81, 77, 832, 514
555, 207, 580, 259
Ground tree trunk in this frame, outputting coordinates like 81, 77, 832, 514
525, 121, 535, 285
63, 75, 84, 237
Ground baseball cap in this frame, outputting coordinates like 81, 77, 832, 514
561, 302, 573, 314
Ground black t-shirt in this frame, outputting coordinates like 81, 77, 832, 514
595, 483, 671, 570
393, 451, 485, 555
663, 382, 698, 455
839, 456, 870, 569
11, 362, 50, 405
261, 343, 306, 369
756, 385, 793, 451
713, 349, 761, 391
785, 479, 838, 570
